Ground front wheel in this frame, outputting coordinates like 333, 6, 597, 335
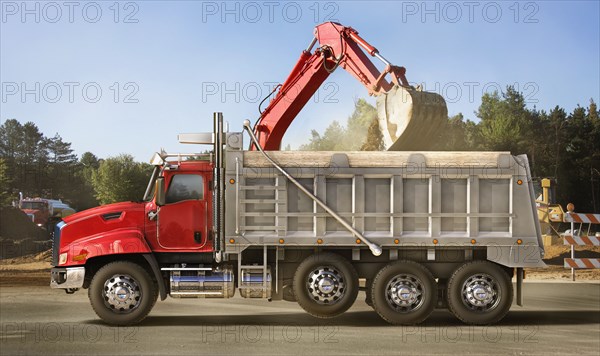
447, 261, 513, 325
293, 253, 359, 318
88, 261, 158, 325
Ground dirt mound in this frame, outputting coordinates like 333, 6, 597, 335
0, 238, 51, 259
0, 249, 52, 286
543, 245, 600, 265
0, 248, 51, 265
0, 207, 50, 259
522, 245, 600, 281
0, 206, 48, 241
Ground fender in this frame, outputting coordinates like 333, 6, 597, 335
60, 229, 168, 300
60, 228, 151, 266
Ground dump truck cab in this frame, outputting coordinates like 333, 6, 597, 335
50, 157, 215, 286
20, 198, 51, 226
146, 158, 215, 253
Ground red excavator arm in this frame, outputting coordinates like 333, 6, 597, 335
251, 22, 410, 151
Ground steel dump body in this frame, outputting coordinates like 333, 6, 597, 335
224, 147, 545, 268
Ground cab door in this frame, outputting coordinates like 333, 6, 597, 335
156, 173, 212, 251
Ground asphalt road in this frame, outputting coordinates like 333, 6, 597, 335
1, 283, 599, 355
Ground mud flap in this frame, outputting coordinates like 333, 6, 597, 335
516, 267, 523, 306
143, 254, 168, 301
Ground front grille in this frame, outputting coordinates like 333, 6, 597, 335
51, 221, 65, 266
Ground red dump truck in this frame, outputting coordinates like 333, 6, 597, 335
50, 22, 545, 326
19, 197, 75, 229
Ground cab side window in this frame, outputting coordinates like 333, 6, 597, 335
165, 174, 204, 204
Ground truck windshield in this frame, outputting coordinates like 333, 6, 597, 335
21, 202, 46, 210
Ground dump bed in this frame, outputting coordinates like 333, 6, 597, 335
224, 148, 545, 268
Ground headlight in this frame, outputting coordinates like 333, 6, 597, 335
59, 253, 67, 265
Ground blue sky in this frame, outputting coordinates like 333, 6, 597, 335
1, 0, 599, 160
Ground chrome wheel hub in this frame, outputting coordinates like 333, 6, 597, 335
103, 274, 141, 313
461, 273, 500, 312
385, 274, 424, 313
307, 266, 345, 305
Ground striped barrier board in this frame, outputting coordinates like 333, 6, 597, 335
564, 258, 600, 269
563, 212, 599, 279
564, 213, 600, 224
563, 235, 600, 246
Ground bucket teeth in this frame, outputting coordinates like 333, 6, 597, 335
377, 85, 448, 151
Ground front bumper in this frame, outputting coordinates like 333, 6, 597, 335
50, 267, 85, 289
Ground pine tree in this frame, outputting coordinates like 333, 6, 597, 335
476, 86, 531, 153
0, 158, 12, 206
360, 118, 384, 151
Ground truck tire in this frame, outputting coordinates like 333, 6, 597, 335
447, 261, 513, 325
88, 261, 158, 326
371, 261, 437, 325
293, 252, 358, 318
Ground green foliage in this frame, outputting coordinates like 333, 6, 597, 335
299, 99, 376, 151
360, 118, 384, 151
560, 101, 600, 211
47, 133, 77, 165
0, 119, 24, 159
80, 152, 100, 171
0, 158, 12, 206
346, 99, 378, 149
430, 113, 479, 150
0, 119, 97, 209
299, 121, 346, 151
75, 152, 101, 210
475, 86, 531, 152
0, 119, 153, 209
91, 154, 153, 205
0, 119, 49, 198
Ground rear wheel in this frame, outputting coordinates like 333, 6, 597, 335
89, 261, 158, 325
447, 261, 513, 325
371, 261, 437, 325
293, 253, 359, 318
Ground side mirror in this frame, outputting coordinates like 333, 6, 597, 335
155, 177, 166, 206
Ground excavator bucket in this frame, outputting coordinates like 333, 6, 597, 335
377, 85, 448, 151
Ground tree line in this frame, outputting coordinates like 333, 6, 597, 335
0, 120, 152, 209
301, 87, 600, 212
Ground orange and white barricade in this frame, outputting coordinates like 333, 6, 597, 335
563, 208, 600, 281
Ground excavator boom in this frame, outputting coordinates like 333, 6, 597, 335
251, 22, 447, 151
